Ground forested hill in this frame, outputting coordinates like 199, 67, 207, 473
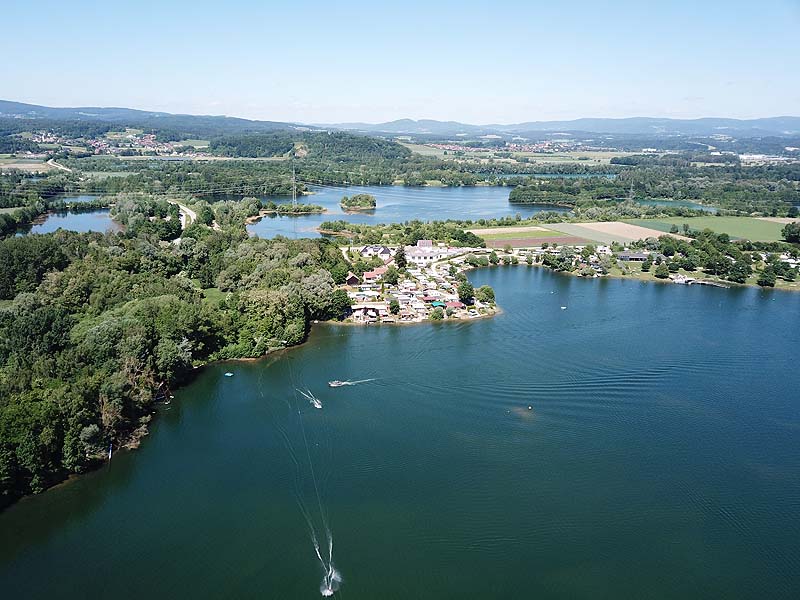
209, 131, 411, 159
0, 225, 354, 508
0, 99, 295, 140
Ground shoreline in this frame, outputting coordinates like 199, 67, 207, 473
2, 257, 789, 509
244, 207, 328, 224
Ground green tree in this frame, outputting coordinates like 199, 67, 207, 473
389, 298, 400, 314
783, 222, 800, 243
328, 289, 352, 320
458, 280, 474, 303
654, 262, 670, 279
488, 251, 499, 265
383, 265, 399, 285
475, 285, 495, 303
757, 268, 777, 287
394, 246, 407, 269
430, 307, 444, 320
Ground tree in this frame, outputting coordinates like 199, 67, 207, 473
328, 289, 351, 320
488, 251, 499, 265
389, 298, 400, 314
384, 265, 399, 285
458, 280, 474, 303
783, 222, 800, 243
757, 268, 777, 287
654, 263, 670, 279
475, 285, 495, 303
726, 261, 751, 284
394, 245, 406, 269
430, 307, 444, 320
641, 258, 652, 272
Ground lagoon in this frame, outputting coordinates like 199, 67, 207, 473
1, 267, 798, 599
18, 208, 121, 235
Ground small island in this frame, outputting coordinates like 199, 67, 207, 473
340, 193, 377, 211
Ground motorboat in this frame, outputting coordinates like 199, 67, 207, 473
298, 388, 323, 409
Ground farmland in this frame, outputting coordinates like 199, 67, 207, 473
624, 216, 789, 242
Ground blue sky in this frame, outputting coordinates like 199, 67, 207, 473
2, 0, 798, 123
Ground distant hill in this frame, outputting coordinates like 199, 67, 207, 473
3, 99, 799, 139
0, 99, 297, 138
325, 116, 800, 138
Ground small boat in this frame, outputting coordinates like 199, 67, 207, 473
560, 306, 567, 310
298, 388, 323, 409
224, 372, 234, 377
328, 380, 347, 387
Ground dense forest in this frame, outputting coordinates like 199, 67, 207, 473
0, 207, 352, 507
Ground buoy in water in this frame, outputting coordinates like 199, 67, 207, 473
528, 406, 532, 410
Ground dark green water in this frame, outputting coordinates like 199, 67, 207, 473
1, 268, 799, 599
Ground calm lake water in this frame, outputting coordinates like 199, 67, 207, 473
244, 185, 713, 238
1, 267, 798, 599
19, 209, 121, 235
246, 185, 570, 238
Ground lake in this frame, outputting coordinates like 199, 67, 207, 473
245, 185, 570, 238
18, 209, 122, 235
243, 185, 714, 238
1, 267, 798, 599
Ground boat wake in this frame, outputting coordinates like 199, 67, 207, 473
298, 388, 323, 409
282, 364, 342, 595
328, 378, 376, 388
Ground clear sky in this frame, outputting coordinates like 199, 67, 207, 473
2, 0, 799, 123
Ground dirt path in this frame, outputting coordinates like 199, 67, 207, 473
47, 158, 72, 172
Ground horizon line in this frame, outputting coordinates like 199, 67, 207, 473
1, 99, 798, 127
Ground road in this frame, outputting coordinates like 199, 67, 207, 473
167, 200, 196, 230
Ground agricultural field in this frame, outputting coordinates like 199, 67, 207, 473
511, 150, 637, 165
467, 225, 563, 240
467, 224, 589, 247
548, 221, 689, 244
400, 143, 449, 158
0, 157, 55, 172
625, 216, 789, 242
176, 139, 210, 149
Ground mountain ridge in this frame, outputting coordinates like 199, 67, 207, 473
2, 99, 799, 137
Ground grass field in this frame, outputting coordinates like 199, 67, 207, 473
626, 217, 787, 242
400, 143, 448, 158
469, 226, 563, 241
177, 139, 210, 149
0, 158, 55, 172
511, 150, 637, 165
